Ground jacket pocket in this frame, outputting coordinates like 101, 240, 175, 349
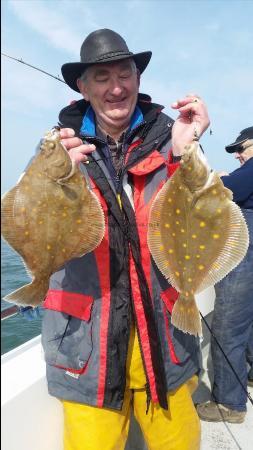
42, 290, 94, 373
161, 287, 199, 365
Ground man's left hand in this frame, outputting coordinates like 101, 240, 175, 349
171, 94, 210, 156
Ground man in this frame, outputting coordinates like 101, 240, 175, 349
197, 127, 253, 424
42, 29, 210, 449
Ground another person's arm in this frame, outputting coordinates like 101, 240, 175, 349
220, 161, 253, 203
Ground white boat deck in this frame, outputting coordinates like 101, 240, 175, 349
1, 287, 253, 450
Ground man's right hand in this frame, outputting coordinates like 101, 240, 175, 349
59, 128, 96, 163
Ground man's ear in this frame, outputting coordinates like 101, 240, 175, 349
77, 78, 90, 101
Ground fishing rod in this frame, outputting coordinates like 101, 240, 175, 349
1, 52, 66, 84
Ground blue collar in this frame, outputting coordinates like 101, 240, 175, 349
80, 105, 144, 137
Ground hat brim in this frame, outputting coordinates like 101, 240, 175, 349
225, 138, 249, 153
61, 51, 152, 93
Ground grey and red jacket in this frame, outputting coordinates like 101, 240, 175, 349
42, 94, 201, 411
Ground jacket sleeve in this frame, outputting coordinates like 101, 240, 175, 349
221, 161, 253, 203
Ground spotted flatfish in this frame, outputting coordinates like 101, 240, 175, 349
1, 129, 105, 306
148, 142, 249, 336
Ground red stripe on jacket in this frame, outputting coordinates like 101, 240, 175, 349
129, 252, 159, 403
91, 179, 111, 408
43, 290, 93, 321
161, 287, 180, 364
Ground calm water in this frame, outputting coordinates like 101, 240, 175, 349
1, 239, 42, 355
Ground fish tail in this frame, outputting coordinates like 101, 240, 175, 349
171, 294, 202, 337
3, 279, 49, 307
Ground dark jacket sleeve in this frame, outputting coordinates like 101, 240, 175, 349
221, 158, 253, 203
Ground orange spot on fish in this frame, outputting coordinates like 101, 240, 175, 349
199, 245, 205, 250
198, 265, 205, 270
192, 234, 197, 239
185, 255, 191, 260
213, 234, 220, 239
200, 221, 206, 227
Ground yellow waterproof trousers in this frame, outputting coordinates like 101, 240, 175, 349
62, 328, 200, 450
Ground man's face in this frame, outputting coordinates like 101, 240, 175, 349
77, 59, 140, 134
234, 142, 253, 165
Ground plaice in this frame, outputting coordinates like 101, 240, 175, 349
1, 129, 105, 306
148, 142, 249, 336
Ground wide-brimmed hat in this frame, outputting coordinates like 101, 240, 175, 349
61, 28, 152, 92
225, 126, 253, 153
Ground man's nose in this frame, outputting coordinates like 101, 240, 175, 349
109, 77, 124, 95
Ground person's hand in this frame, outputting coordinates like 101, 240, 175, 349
218, 171, 229, 177
171, 94, 210, 156
60, 128, 96, 163
19, 306, 44, 321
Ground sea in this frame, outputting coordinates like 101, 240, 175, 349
1, 239, 42, 355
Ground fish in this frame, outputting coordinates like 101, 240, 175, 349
1, 129, 105, 306
147, 142, 249, 336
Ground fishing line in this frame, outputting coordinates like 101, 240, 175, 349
200, 311, 253, 406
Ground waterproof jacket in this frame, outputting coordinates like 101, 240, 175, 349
42, 94, 201, 411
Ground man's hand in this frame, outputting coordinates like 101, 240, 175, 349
60, 128, 96, 163
218, 171, 229, 177
171, 94, 210, 156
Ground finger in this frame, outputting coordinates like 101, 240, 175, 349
62, 137, 85, 149
175, 103, 201, 115
68, 144, 96, 163
171, 96, 202, 109
186, 93, 202, 100
69, 151, 89, 164
59, 128, 76, 139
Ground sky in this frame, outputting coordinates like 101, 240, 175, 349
1, 0, 253, 194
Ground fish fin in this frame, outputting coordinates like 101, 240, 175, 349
78, 190, 105, 256
171, 294, 202, 337
147, 180, 180, 290
197, 202, 249, 292
3, 279, 48, 307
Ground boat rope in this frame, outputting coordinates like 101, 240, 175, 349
1, 52, 66, 84
200, 311, 253, 406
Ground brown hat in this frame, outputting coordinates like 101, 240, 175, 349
61, 29, 152, 93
